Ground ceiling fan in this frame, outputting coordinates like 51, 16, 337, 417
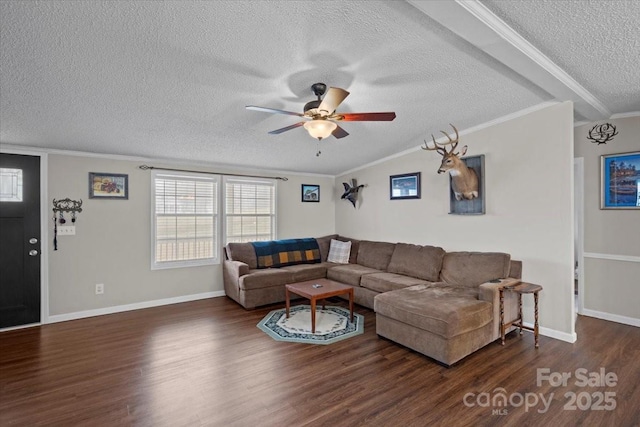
246, 82, 396, 141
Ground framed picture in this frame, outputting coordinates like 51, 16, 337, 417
301, 184, 320, 202
450, 154, 485, 215
390, 172, 421, 200
89, 172, 128, 199
600, 151, 640, 209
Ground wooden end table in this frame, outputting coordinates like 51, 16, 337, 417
499, 281, 543, 348
285, 279, 354, 334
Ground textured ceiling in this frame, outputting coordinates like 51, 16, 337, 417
0, 1, 637, 175
483, 0, 640, 116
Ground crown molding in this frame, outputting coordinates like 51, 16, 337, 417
0, 144, 334, 179
573, 111, 640, 128
338, 101, 559, 177
610, 111, 640, 119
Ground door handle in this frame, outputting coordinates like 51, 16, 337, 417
29, 250, 39, 256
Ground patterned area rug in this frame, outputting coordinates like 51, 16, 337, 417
257, 305, 364, 345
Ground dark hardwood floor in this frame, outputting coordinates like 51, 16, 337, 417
1, 297, 638, 426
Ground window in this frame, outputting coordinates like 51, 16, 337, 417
0, 168, 23, 202
224, 177, 276, 243
152, 171, 219, 269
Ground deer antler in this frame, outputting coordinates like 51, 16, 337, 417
421, 124, 459, 154
439, 124, 459, 150
422, 134, 447, 155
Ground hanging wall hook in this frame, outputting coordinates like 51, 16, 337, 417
52, 198, 82, 250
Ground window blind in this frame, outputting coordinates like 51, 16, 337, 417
224, 178, 276, 243
152, 171, 218, 268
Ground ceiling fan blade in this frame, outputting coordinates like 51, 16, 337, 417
318, 87, 350, 115
268, 122, 305, 135
332, 125, 349, 139
338, 112, 396, 121
246, 105, 304, 117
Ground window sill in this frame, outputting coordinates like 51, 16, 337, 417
151, 258, 219, 270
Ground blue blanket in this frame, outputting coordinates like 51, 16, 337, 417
252, 238, 321, 269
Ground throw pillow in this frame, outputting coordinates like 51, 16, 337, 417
327, 239, 351, 264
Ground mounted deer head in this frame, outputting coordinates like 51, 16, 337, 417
422, 124, 479, 200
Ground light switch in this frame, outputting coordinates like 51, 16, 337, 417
58, 226, 76, 235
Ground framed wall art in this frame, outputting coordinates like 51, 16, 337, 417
301, 184, 320, 202
600, 151, 640, 209
390, 172, 421, 200
449, 154, 485, 215
89, 172, 129, 199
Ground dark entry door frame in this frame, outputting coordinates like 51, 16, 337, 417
0, 148, 49, 329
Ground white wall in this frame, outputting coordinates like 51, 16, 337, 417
47, 154, 335, 317
14, 102, 582, 339
276, 174, 335, 239
336, 102, 576, 340
574, 116, 640, 325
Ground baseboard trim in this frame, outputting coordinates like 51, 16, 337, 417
521, 322, 577, 343
0, 322, 42, 333
581, 309, 640, 328
47, 291, 226, 324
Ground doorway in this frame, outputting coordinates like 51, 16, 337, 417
0, 153, 42, 328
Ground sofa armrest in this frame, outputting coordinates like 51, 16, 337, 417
223, 260, 250, 304
509, 260, 522, 280
478, 278, 520, 341
226, 260, 249, 277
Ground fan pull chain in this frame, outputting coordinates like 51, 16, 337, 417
316, 141, 321, 157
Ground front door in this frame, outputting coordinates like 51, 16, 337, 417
0, 153, 41, 328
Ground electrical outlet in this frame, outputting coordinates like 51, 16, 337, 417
95, 283, 104, 295
58, 226, 76, 235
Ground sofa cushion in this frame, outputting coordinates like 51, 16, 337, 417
239, 269, 295, 291
360, 272, 431, 293
281, 263, 329, 282
327, 239, 352, 264
387, 243, 445, 282
326, 264, 381, 287
336, 236, 360, 264
440, 252, 511, 288
226, 243, 257, 269
357, 241, 396, 270
316, 234, 338, 262
374, 285, 492, 339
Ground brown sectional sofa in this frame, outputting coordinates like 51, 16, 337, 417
223, 235, 521, 365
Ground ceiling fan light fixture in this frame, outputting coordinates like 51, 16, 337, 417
304, 119, 337, 140
247, 83, 395, 139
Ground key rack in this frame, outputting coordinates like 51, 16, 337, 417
52, 198, 82, 250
